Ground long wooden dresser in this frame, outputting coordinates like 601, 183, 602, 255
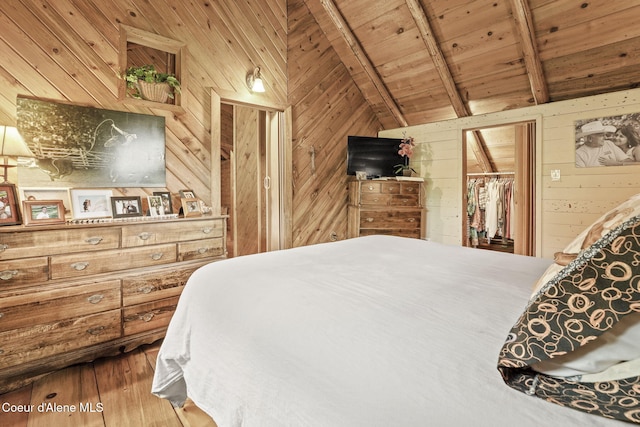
347, 179, 426, 239
0, 216, 227, 393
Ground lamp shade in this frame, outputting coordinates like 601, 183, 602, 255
0, 126, 33, 157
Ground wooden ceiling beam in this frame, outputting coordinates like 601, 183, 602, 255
405, 0, 469, 118
509, 0, 549, 104
405, 0, 493, 171
305, 0, 408, 127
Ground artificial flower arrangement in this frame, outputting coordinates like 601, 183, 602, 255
394, 133, 417, 175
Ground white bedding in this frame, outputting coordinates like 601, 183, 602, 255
152, 235, 627, 426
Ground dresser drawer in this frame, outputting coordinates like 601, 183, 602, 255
0, 309, 121, 369
359, 210, 422, 230
122, 266, 199, 306
123, 296, 179, 335
50, 244, 177, 279
0, 228, 120, 260
359, 228, 422, 239
0, 257, 48, 289
360, 193, 392, 206
389, 194, 419, 207
121, 219, 224, 247
178, 238, 225, 261
0, 280, 120, 332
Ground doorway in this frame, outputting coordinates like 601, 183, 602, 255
220, 104, 284, 257
462, 121, 535, 256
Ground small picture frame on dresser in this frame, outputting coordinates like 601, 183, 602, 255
179, 189, 196, 199
147, 195, 163, 216
0, 184, 21, 226
22, 200, 65, 226
153, 191, 173, 214
70, 189, 113, 219
111, 196, 143, 218
181, 197, 202, 217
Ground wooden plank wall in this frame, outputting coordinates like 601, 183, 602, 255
0, 0, 286, 215
380, 88, 640, 259
287, 0, 382, 246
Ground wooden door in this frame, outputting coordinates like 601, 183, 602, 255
233, 106, 266, 256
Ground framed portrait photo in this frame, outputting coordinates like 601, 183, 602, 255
111, 196, 143, 218
70, 189, 113, 219
0, 184, 21, 226
19, 187, 72, 217
153, 191, 173, 215
22, 200, 65, 226
179, 189, 196, 199
152, 191, 173, 214
147, 195, 163, 216
181, 197, 202, 217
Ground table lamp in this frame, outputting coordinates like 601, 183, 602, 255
0, 125, 34, 183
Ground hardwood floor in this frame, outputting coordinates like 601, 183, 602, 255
0, 341, 217, 427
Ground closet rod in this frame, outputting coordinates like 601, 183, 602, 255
467, 171, 515, 176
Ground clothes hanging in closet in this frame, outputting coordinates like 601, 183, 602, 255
466, 176, 514, 247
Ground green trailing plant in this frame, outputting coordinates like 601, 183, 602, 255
124, 64, 181, 99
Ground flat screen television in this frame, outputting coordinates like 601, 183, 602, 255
346, 135, 404, 178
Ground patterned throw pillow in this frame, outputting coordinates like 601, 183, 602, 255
498, 193, 640, 424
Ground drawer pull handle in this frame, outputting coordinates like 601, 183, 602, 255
367, 185, 374, 190
0, 244, 8, 252
197, 247, 207, 254
0, 270, 18, 281
138, 232, 152, 241
0, 349, 4, 355
85, 236, 103, 245
141, 313, 155, 322
87, 326, 106, 335
139, 285, 155, 294
407, 218, 416, 223
87, 294, 104, 304
202, 227, 213, 234
0, 312, 4, 319
150, 253, 163, 261
71, 262, 89, 271
365, 217, 374, 223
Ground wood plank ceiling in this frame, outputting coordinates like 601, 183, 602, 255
304, 0, 640, 172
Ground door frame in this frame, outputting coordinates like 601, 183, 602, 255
461, 117, 541, 256
210, 88, 293, 250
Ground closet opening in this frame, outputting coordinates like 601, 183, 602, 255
462, 121, 536, 256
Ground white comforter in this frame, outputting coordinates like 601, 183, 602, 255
152, 235, 627, 426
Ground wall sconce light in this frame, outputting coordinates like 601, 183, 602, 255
0, 125, 34, 183
246, 66, 265, 93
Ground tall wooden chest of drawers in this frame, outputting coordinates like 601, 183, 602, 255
347, 179, 426, 239
0, 216, 227, 393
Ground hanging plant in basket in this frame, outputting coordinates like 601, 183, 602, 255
124, 64, 181, 103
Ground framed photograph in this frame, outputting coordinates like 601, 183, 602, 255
70, 189, 113, 219
22, 200, 65, 226
17, 97, 166, 187
153, 191, 173, 214
179, 189, 196, 199
181, 197, 202, 217
147, 195, 163, 216
0, 184, 21, 226
111, 196, 143, 218
575, 113, 640, 167
19, 187, 72, 217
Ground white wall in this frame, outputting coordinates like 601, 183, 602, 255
380, 88, 640, 259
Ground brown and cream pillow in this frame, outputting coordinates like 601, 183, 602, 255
498, 192, 640, 424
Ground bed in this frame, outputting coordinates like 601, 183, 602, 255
152, 229, 638, 426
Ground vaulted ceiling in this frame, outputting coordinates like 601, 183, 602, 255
304, 0, 640, 130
